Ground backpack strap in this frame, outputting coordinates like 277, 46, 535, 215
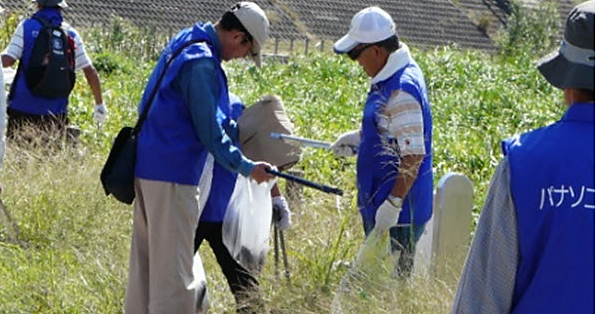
8, 17, 53, 102
132, 39, 204, 135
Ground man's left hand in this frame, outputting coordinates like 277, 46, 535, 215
272, 195, 291, 231
374, 197, 402, 232
93, 103, 109, 124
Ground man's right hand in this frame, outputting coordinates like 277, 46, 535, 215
250, 162, 275, 183
331, 130, 360, 157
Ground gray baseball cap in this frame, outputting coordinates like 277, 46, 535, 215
34, 0, 68, 8
231, 2, 270, 67
537, 1, 594, 91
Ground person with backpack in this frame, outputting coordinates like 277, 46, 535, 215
330, 7, 433, 278
451, 2, 594, 313
1, 0, 106, 139
125, 3, 274, 313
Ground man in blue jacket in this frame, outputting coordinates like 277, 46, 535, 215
452, 2, 595, 313
331, 7, 433, 277
125, 3, 274, 313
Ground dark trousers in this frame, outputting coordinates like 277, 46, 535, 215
194, 221, 263, 314
7, 107, 69, 138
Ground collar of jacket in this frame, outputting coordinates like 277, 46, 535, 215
196, 22, 222, 61
561, 102, 595, 124
371, 43, 413, 85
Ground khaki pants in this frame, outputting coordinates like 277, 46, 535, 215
125, 178, 202, 314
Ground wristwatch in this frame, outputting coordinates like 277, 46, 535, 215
387, 194, 403, 208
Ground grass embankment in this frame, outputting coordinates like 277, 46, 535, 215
0, 24, 561, 313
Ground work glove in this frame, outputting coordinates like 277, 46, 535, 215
330, 130, 360, 157
373, 196, 403, 232
93, 103, 108, 125
272, 195, 291, 231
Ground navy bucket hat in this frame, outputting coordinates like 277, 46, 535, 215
34, 0, 68, 8
537, 1, 595, 91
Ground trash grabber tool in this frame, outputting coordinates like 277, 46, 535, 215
273, 223, 280, 279
279, 229, 290, 284
266, 168, 343, 196
270, 132, 331, 150
273, 206, 291, 284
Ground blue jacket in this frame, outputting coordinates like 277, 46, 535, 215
9, 8, 76, 115
200, 93, 245, 222
357, 59, 433, 226
134, 23, 252, 185
502, 103, 595, 314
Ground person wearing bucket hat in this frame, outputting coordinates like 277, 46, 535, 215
33, 0, 68, 8
192, 92, 294, 314
1, 0, 105, 140
331, 6, 434, 278
452, 2, 594, 313
125, 2, 274, 314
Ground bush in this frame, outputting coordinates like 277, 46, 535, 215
497, 0, 562, 58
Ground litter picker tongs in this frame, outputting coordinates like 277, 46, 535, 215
270, 132, 331, 150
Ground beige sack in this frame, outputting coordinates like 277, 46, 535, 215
238, 95, 300, 170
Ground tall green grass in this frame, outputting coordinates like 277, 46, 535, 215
0, 12, 563, 313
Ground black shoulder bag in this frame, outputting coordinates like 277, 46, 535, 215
100, 40, 202, 204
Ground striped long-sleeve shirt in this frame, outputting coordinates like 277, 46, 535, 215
371, 44, 426, 157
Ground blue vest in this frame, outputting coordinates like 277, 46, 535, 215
502, 103, 595, 314
134, 23, 229, 185
200, 93, 245, 222
9, 8, 76, 115
357, 60, 433, 225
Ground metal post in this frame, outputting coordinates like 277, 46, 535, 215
304, 38, 309, 55
275, 36, 279, 55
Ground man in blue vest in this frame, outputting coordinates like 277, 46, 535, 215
452, 2, 595, 313
331, 6, 433, 278
1, 0, 106, 138
125, 3, 274, 313
194, 93, 291, 313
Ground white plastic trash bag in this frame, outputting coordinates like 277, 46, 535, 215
197, 153, 214, 213
191, 252, 209, 313
222, 176, 276, 273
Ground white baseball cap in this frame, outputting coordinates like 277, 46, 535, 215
334, 6, 396, 54
232, 2, 270, 67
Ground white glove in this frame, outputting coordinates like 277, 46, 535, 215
374, 196, 403, 231
272, 195, 291, 231
331, 130, 360, 157
93, 104, 108, 124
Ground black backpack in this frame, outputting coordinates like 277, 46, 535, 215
23, 17, 76, 99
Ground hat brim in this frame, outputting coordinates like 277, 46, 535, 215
32, 0, 68, 8
250, 42, 262, 68
333, 34, 359, 54
538, 50, 595, 91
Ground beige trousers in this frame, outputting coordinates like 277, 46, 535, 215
125, 178, 202, 314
